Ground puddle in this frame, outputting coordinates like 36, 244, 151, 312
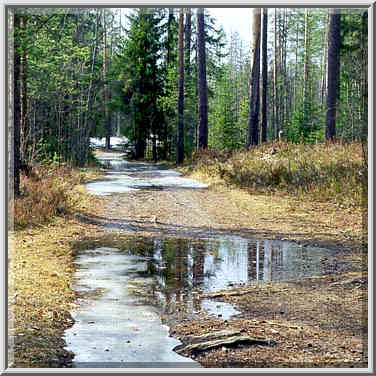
65, 234, 349, 366
86, 155, 208, 195
64, 247, 200, 367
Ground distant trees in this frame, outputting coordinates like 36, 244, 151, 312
9, 6, 368, 196
118, 8, 164, 159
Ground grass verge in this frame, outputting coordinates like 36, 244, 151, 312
182, 141, 367, 208
9, 165, 106, 367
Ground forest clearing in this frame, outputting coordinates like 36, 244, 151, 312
7, 6, 368, 370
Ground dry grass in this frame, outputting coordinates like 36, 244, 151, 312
9, 165, 106, 367
184, 142, 367, 208
13, 164, 103, 229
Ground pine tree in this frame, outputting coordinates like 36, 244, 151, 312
176, 8, 185, 164
261, 8, 268, 143
247, 8, 261, 147
325, 9, 341, 141
197, 8, 208, 149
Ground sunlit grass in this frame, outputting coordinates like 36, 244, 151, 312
185, 141, 367, 208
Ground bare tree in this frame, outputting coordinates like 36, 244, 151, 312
247, 8, 261, 147
325, 9, 341, 141
197, 8, 208, 149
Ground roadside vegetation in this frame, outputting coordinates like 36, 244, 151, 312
9, 162, 106, 367
184, 141, 367, 208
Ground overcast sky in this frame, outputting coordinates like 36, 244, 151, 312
208, 8, 253, 47
118, 7, 253, 49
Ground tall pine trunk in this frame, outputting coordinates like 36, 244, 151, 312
261, 8, 268, 143
197, 8, 208, 150
273, 8, 278, 140
13, 11, 21, 197
325, 9, 341, 141
176, 8, 185, 164
247, 8, 261, 148
303, 9, 311, 110
321, 11, 330, 105
21, 13, 28, 163
103, 9, 111, 150
184, 8, 194, 155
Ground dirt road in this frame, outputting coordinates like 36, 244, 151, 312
80, 151, 367, 368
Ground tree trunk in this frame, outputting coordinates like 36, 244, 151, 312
247, 8, 261, 148
184, 8, 194, 155
21, 13, 28, 163
261, 8, 268, 143
304, 9, 311, 107
273, 8, 278, 140
13, 11, 21, 197
321, 11, 330, 105
103, 9, 111, 150
325, 9, 341, 141
197, 8, 208, 149
176, 8, 185, 164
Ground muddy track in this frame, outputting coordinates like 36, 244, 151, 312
76, 152, 367, 368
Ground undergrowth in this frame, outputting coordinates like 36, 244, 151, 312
13, 164, 100, 229
187, 141, 367, 208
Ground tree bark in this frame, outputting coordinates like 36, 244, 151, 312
321, 11, 330, 105
176, 8, 185, 164
21, 13, 28, 163
325, 9, 341, 141
103, 9, 111, 150
197, 8, 208, 150
273, 8, 278, 140
247, 8, 261, 148
261, 8, 268, 143
184, 8, 194, 155
13, 11, 21, 197
304, 9, 311, 106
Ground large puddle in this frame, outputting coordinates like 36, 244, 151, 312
86, 154, 207, 195
65, 234, 349, 367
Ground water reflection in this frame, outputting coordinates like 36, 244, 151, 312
120, 235, 344, 320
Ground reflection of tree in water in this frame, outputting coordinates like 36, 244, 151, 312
139, 236, 329, 317
149, 238, 204, 315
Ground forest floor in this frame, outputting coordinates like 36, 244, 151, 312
9, 149, 368, 368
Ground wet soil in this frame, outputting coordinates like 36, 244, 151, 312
72, 151, 367, 368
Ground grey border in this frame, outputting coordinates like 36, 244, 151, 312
2, 1, 374, 374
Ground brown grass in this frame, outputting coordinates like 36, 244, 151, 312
13, 164, 103, 229
184, 142, 367, 208
9, 164, 106, 367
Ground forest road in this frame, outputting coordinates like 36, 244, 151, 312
88, 150, 248, 239
86, 149, 364, 251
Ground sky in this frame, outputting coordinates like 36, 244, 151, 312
118, 7, 253, 49
208, 8, 253, 47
